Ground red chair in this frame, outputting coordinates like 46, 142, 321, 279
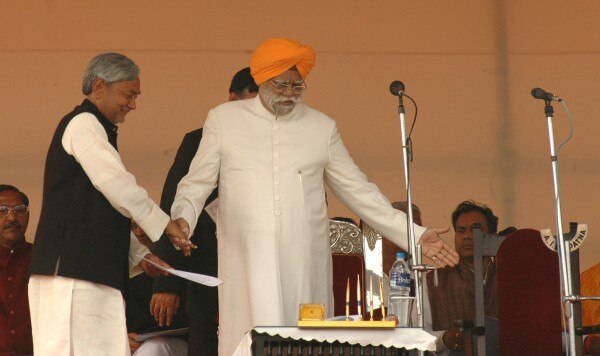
329, 219, 366, 317
496, 228, 562, 355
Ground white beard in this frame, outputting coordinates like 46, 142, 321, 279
260, 86, 303, 116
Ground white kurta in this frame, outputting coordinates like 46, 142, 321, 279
172, 96, 427, 355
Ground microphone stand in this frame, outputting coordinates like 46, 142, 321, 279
395, 93, 426, 346
541, 99, 578, 355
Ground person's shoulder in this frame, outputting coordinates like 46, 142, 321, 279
204, 99, 256, 128
70, 111, 102, 127
16, 240, 34, 256
183, 128, 203, 141
296, 103, 336, 126
212, 97, 254, 115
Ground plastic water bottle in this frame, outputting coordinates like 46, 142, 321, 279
389, 252, 413, 326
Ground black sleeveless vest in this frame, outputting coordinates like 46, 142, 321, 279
29, 99, 131, 293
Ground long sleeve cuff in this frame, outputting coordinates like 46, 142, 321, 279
137, 205, 171, 242
129, 232, 152, 277
414, 224, 427, 244
171, 202, 198, 234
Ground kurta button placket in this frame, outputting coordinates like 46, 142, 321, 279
273, 121, 281, 217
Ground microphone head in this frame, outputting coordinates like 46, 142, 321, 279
389, 81, 406, 96
531, 87, 548, 100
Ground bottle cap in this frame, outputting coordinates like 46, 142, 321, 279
396, 252, 405, 260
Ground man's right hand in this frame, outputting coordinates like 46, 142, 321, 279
165, 219, 196, 256
175, 217, 190, 236
150, 292, 181, 327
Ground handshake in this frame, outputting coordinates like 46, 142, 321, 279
165, 217, 197, 256
132, 217, 196, 278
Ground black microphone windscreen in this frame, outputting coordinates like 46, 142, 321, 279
531, 87, 548, 100
389, 81, 406, 96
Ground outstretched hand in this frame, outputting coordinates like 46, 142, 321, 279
418, 227, 459, 267
165, 219, 196, 256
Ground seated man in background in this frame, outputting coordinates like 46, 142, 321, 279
425, 200, 502, 355
0, 184, 33, 355
127, 221, 189, 356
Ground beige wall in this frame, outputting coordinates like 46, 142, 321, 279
1, 0, 598, 270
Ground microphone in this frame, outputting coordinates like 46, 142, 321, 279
531, 87, 562, 102
389, 81, 406, 96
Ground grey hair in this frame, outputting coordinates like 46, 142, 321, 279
82, 53, 140, 95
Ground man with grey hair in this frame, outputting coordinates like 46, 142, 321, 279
28, 52, 193, 355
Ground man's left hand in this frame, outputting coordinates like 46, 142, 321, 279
138, 253, 171, 277
418, 227, 459, 267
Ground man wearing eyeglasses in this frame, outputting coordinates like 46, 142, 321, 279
0, 184, 33, 356
171, 38, 460, 355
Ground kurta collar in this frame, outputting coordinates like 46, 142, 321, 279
250, 95, 305, 122
81, 99, 119, 134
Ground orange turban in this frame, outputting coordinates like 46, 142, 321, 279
250, 38, 316, 85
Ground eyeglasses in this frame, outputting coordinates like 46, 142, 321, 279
270, 80, 307, 95
0, 204, 29, 216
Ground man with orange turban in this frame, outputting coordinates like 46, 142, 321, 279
172, 38, 459, 355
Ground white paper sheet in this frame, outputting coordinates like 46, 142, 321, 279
140, 256, 223, 287
135, 327, 190, 342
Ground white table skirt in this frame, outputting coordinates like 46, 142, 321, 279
234, 326, 437, 355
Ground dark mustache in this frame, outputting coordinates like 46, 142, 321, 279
4, 222, 21, 230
